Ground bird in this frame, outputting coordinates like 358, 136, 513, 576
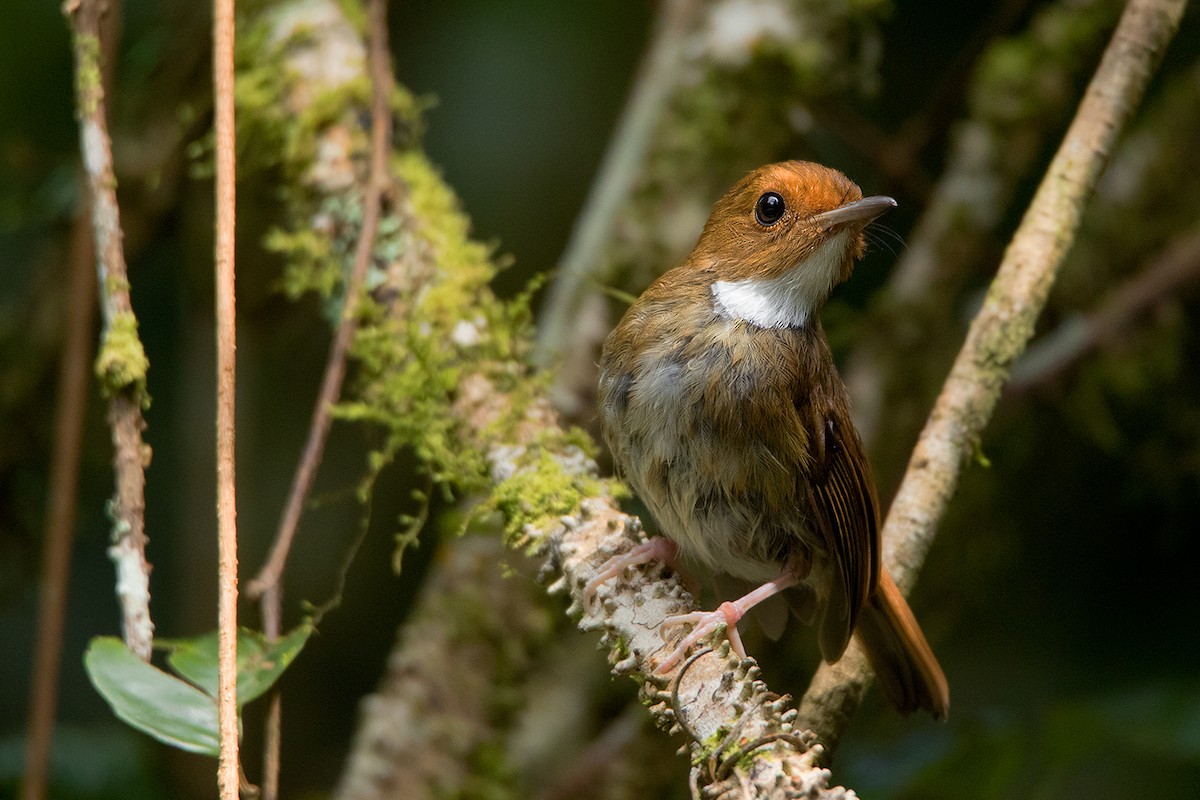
585, 160, 949, 718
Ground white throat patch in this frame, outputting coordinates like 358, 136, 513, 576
710, 230, 850, 329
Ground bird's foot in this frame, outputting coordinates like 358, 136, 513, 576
653, 572, 801, 673
656, 602, 747, 673
583, 536, 679, 611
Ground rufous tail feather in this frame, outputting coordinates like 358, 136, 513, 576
854, 568, 950, 719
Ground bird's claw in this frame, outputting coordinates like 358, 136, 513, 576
655, 601, 746, 673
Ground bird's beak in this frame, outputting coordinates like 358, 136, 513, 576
812, 195, 896, 231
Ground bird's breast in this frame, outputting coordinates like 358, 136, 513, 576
599, 310, 821, 580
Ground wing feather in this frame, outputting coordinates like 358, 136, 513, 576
804, 414, 881, 662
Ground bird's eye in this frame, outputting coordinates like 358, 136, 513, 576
754, 192, 786, 226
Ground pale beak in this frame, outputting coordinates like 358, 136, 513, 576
812, 195, 896, 231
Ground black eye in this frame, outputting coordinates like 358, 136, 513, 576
754, 192, 786, 226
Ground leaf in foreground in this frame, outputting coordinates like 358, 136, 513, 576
84, 637, 220, 757
161, 620, 314, 705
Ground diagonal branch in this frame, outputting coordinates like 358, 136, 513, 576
843, 0, 1127, 461
797, 0, 1188, 753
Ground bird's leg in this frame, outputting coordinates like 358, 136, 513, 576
655, 572, 801, 673
583, 536, 681, 610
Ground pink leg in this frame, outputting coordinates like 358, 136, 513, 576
584, 536, 679, 610
655, 572, 800, 673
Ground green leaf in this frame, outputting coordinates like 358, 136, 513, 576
84, 637, 220, 757
162, 621, 314, 706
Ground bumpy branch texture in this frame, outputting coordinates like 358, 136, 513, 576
797, 0, 1187, 751
238, 0, 858, 796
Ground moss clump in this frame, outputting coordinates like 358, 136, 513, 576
71, 32, 102, 116
486, 446, 609, 553
341, 307, 492, 494
95, 312, 150, 406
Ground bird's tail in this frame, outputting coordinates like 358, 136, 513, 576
855, 568, 950, 719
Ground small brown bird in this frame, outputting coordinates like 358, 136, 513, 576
587, 161, 949, 718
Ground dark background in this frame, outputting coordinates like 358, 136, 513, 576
2, 1, 1198, 797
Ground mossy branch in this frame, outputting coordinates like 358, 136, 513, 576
65, 0, 155, 663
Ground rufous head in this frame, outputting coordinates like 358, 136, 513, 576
693, 161, 894, 329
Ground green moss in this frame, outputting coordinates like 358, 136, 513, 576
486, 446, 609, 553
695, 726, 733, 766
72, 33, 102, 116
103, 273, 131, 296
340, 308, 492, 496
267, 223, 340, 300
95, 312, 150, 406
233, 9, 374, 180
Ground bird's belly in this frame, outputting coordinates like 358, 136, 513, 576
601, 348, 819, 583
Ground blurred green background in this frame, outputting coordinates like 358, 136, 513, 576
2, 0, 1199, 797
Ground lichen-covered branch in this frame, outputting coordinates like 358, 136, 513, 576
239, 1, 855, 795
798, 0, 1187, 752
65, 0, 154, 662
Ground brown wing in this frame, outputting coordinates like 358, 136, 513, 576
803, 412, 881, 662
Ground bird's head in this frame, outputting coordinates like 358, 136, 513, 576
692, 161, 894, 329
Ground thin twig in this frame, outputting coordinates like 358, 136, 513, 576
65, 0, 154, 662
213, 0, 240, 794
1009, 225, 1200, 390
798, 0, 1188, 753
21, 196, 99, 800
250, 1, 394, 794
